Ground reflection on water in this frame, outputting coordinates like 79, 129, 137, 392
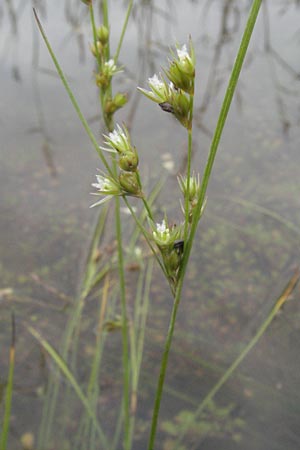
1, 1, 300, 449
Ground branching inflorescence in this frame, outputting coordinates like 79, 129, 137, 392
91, 40, 199, 290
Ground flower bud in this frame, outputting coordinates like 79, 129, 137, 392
152, 219, 183, 253
95, 73, 109, 88
97, 25, 109, 45
90, 41, 103, 57
171, 91, 191, 128
178, 173, 200, 202
119, 171, 141, 195
119, 151, 139, 172
101, 124, 132, 154
164, 249, 181, 274
113, 92, 128, 108
166, 43, 195, 95
90, 173, 122, 207
104, 93, 128, 114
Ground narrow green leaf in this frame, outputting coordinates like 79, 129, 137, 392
27, 326, 109, 449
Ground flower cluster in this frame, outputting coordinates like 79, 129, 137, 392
102, 124, 140, 174
90, 173, 122, 207
95, 59, 123, 89
138, 41, 195, 129
91, 124, 142, 207
166, 43, 195, 95
90, 24, 127, 126
151, 218, 184, 284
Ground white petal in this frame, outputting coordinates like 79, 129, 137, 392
177, 44, 189, 60
149, 74, 164, 89
156, 220, 167, 233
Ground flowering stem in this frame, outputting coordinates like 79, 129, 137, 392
101, 0, 110, 61
100, 0, 113, 131
147, 276, 184, 450
89, 3, 101, 69
147, 1, 262, 448
96, 2, 131, 445
115, 194, 131, 450
183, 95, 194, 243
136, 171, 154, 221
123, 198, 168, 279
187, 0, 263, 268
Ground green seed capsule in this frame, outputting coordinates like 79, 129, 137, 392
97, 25, 109, 45
119, 152, 139, 172
119, 171, 140, 195
165, 249, 181, 273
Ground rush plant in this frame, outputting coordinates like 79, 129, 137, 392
31, 0, 263, 449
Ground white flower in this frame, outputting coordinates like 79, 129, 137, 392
92, 175, 110, 192
156, 220, 168, 234
153, 220, 171, 242
90, 173, 121, 208
138, 73, 169, 103
148, 74, 165, 90
103, 59, 123, 76
151, 218, 183, 250
105, 59, 116, 70
177, 44, 190, 62
108, 125, 126, 147
101, 124, 131, 153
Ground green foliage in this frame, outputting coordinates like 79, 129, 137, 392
161, 400, 245, 449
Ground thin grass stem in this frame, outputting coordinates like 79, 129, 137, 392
28, 326, 109, 448
123, 197, 167, 279
147, 2, 262, 449
127, 260, 154, 449
115, 194, 131, 450
89, 3, 101, 69
0, 314, 15, 450
114, 0, 134, 63
187, 0, 263, 261
183, 113, 193, 243
32, 9, 113, 178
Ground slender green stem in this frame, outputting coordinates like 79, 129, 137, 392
123, 197, 168, 279
89, 3, 102, 69
173, 269, 300, 449
32, 9, 113, 178
128, 259, 154, 448
147, 272, 185, 450
0, 314, 15, 450
98, 2, 132, 444
183, 97, 194, 243
136, 171, 154, 221
28, 326, 109, 448
114, 0, 134, 62
128, 177, 165, 250
147, 2, 262, 449
115, 194, 131, 450
187, 0, 263, 260
101, 0, 110, 60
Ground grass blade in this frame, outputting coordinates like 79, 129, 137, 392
28, 326, 109, 449
0, 314, 15, 450
32, 8, 113, 177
